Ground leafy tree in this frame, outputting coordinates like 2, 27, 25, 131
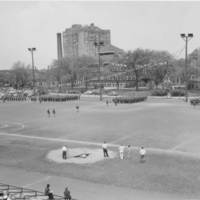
123, 49, 154, 90
11, 61, 32, 89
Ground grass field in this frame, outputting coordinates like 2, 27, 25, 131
0, 97, 200, 199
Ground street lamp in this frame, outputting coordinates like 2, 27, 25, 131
28, 48, 36, 94
94, 41, 104, 101
180, 33, 193, 102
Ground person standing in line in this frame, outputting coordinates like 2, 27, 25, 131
62, 145, 67, 159
139, 146, 146, 162
102, 141, 109, 158
64, 187, 72, 200
119, 145, 125, 160
52, 108, 56, 117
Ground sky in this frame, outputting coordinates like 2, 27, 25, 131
0, 1, 200, 70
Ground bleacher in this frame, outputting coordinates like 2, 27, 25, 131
0, 183, 65, 200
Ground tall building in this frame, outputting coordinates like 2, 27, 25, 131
61, 23, 123, 58
57, 33, 63, 60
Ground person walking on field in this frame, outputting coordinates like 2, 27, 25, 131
62, 145, 67, 159
76, 105, 79, 112
47, 109, 50, 117
102, 141, 109, 158
52, 108, 56, 117
64, 187, 72, 200
139, 146, 146, 162
119, 145, 125, 160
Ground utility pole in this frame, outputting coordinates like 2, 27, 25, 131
28, 47, 36, 94
180, 33, 193, 102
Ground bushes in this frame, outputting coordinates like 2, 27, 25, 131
31, 94, 80, 102
170, 90, 185, 97
112, 96, 147, 104
151, 89, 168, 96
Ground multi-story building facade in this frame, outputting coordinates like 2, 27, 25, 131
61, 23, 123, 58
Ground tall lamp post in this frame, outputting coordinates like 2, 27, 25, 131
94, 40, 104, 101
28, 47, 36, 94
180, 33, 193, 102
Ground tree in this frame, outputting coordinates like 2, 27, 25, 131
11, 61, 32, 89
144, 50, 174, 88
50, 56, 97, 89
123, 49, 153, 90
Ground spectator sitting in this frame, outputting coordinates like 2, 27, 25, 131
64, 187, 71, 200
44, 184, 50, 196
3, 191, 8, 200
48, 190, 54, 200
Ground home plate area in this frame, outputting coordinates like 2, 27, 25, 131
47, 148, 116, 164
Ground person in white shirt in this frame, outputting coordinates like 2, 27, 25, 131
119, 145, 125, 160
62, 146, 67, 159
139, 146, 146, 162
102, 141, 109, 157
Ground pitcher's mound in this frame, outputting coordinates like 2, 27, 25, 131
47, 148, 116, 164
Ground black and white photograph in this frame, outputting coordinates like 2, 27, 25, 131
0, 1, 200, 200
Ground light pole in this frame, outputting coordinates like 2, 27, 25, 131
94, 40, 104, 101
28, 47, 36, 94
180, 33, 193, 102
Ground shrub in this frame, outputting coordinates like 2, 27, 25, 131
151, 89, 168, 96
170, 90, 185, 97
112, 96, 147, 104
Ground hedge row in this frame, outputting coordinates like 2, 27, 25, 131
151, 89, 168, 96
190, 98, 200, 106
151, 89, 185, 97
31, 94, 80, 102
112, 96, 147, 104
170, 90, 185, 97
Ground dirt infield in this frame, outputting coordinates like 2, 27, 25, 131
47, 148, 117, 164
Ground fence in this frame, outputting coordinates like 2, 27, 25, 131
0, 183, 65, 200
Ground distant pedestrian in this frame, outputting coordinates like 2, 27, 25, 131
62, 145, 67, 159
47, 109, 50, 117
106, 100, 109, 106
102, 141, 109, 158
127, 144, 131, 159
64, 187, 72, 200
139, 146, 146, 162
52, 108, 56, 117
76, 105, 79, 112
119, 145, 125, 160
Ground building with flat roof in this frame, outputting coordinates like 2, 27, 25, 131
60, 23, 124, 59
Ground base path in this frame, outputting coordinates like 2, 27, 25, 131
1, 132, 200, 159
